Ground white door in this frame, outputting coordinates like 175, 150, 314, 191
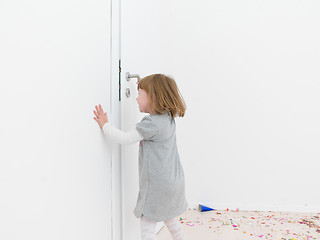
0, 1, 114, 240
120, 1, 174, 239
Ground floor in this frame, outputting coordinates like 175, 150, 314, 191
157, 207, 320, 240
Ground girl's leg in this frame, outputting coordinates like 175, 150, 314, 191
140, 215, 157, 240
164, 216, 186, 240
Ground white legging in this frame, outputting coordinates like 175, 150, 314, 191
140, 215, 186, 240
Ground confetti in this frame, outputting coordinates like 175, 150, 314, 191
166, 208, 320, 240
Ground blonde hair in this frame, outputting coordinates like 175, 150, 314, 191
137, 73, 186, 118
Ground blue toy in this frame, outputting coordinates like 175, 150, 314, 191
198, 204, 215, 212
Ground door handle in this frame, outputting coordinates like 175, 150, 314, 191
125, 72, 141, 98
126, 72, 141, 82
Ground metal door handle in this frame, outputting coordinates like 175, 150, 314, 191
125, 72, 141, 98
126, 72, 141, 82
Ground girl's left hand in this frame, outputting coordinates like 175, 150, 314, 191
93, 104, 108, 129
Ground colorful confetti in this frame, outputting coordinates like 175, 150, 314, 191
159, 208, 320, 240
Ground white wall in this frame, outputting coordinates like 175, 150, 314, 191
171, 0, 320, 212
0, 1, 115, 239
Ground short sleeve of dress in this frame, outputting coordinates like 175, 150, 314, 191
136, 115, 159, 140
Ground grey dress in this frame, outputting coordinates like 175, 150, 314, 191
134, 111, 189, 222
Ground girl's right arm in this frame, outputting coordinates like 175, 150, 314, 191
102, 122, 143, 144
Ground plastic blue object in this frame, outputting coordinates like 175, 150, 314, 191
198, 204, 215, 212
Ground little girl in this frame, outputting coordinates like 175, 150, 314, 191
93, 73, 188, 240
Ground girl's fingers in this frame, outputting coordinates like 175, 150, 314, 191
99, 104, 104, 113
99, 104, 107, 116
94, 107, 102, 117
94, 104, 107, 117
95, 105, 101, 115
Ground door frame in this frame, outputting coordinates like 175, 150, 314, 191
110, 1, 166, 238
110, 0, 123, 239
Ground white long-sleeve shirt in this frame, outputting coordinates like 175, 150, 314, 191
102, 122, 143, 144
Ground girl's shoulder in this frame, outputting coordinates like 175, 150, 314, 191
137, 112, 175, 141
140, 112, 174, 127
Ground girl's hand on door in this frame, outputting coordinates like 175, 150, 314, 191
93, 104, 109, 129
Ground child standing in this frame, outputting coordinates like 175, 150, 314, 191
93, 73, 188, 240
